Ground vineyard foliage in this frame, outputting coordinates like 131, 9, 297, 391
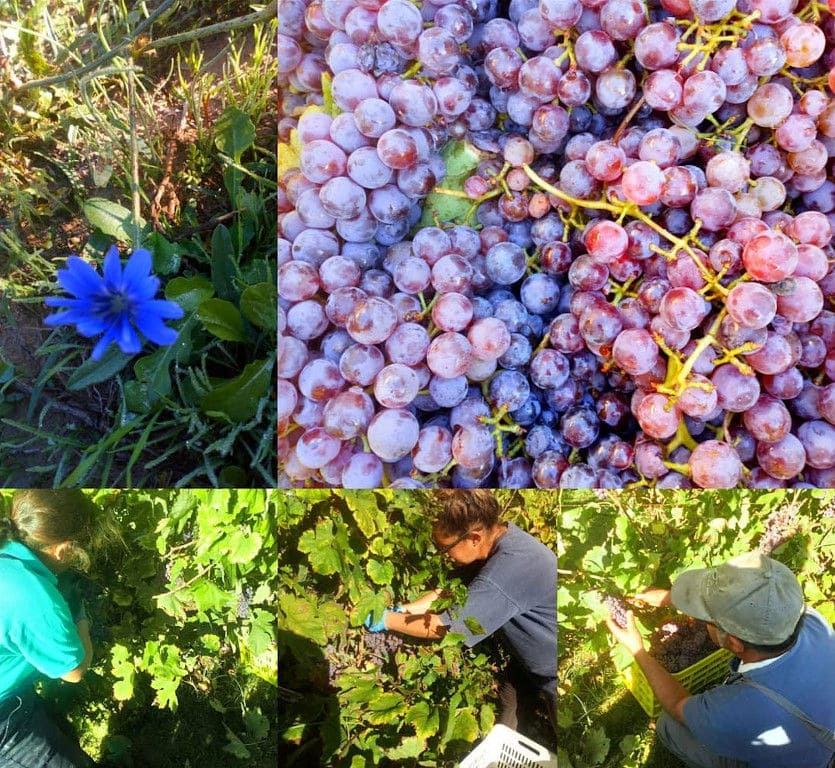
6, 489, 279, 767
277, 490, 557, 767
557, 489, 835, 768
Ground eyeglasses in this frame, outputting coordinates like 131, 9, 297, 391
433, 530, 472, 556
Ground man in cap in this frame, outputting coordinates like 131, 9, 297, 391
607, 551, 835, 768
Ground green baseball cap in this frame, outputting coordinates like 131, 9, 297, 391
670, 551, 804, 646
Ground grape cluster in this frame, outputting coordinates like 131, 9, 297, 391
279, 0, 835, 489
757, 504, 800, 553
648, 617, 717, 673
237, 586, 254, 619
323, 632, 405, 685
364, 629, 405, 665
604, 594, 630, 628
324, 642, 350, 686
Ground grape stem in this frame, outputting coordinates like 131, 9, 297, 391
521, 164, 726, 296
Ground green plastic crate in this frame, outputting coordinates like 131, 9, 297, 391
622, 647, 734, 717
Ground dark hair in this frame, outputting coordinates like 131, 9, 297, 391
739, 612, 806, 654
431, 491, 501, 536
4, 491, 97, 569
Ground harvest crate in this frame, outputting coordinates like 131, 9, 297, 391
459, 724, 558, 768
622, 647, 734, 717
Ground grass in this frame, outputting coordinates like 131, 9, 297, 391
0, 0, 277, 487
559, 640, 686, 768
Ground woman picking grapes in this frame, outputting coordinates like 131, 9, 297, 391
607, 551, 835, 768
0, 490, 100, 768
364, 491, 557, 741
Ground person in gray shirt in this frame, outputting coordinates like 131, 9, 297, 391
364, 491, 557, 739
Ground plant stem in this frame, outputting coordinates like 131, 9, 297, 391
13, 0, 179, 92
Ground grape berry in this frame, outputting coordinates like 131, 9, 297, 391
279, 0, 835, 489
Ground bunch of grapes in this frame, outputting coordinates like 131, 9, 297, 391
603, 594, 630, 628
237, 586, 254, 619
758, 504, 801, 554
324, 641, 352, 686
323, 631, 405, 686
364, 629, 405, 665
279, 0, 835, 489
647, 617, 717, 673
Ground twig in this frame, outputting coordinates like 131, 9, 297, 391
13, 0, 178, 93
145, 2, 278, 50
127, 67, 142, 250
152, 563, 213, 599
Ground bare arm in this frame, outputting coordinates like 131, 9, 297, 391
384, 610, 448, 641
60, 619, 93, 684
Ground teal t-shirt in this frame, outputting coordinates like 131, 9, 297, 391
0, 541, 85, 701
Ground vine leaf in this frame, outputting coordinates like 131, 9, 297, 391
583, 725, 610, 766
366, 559, 394, 586
298, 521, 341, 576
407, 702, 439, 740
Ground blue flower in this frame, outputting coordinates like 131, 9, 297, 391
44, 246, 185, 361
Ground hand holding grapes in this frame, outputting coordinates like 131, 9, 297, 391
606, 607, 645, 656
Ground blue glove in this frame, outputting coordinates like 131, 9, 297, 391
364, 605, 404, 633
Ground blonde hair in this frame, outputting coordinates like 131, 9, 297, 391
8, 490, 97, 571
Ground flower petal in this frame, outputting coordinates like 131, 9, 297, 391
102, 245, 123, 292
137, 298, 185, 321
123, 249, 153, 288
56, 256, 104, 299
44, 297, 89, 308
91, 332, 115, 361
115, 315, 142, 355
44, 309, 108, 336
134, 311, 179, 346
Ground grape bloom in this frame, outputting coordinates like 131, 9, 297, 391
45, 246, 183, 361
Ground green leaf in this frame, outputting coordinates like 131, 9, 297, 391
226, 529, 263, 563
144, 231, 182, 275
165, 276, 215, 314
447, 709, 479, 743
191, 579, 232, 613
113, 678, 134, 701
346, 492, 385, 538
366, 559, 394, 586
83, 198, 149, 244
418, 141, 489, 228
387, 736, 426, 760
197, 298, 246, 342
222, 725, 251, 759
200, 358, 272, 423
365, 692, 406, 725
583, 726, 611, 766
214, 107, 256, 161
243, 709, 270, 740
297, 521, 341, 576
240, 282, 278, 331
464, 616, 486, 636
277, 593, 327, 645
67, 345, 133, 390
211, 224, 240, 299
407, 702, 440, 740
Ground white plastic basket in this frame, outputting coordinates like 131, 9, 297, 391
459, 725, 558, 768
